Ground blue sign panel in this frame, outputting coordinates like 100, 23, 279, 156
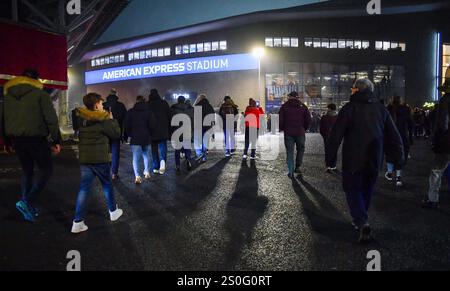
85, 53, 259, 85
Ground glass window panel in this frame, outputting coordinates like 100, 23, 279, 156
390, 42, 399, 49
354, 40, 362, 49
110, 56, 115, 63
145, 50, 151, 58
321, 38, 329, 48
158, 48, 164, 57
338, 40, 346, 49
282, 37, 290, 47
152, 49, 158, 57
164, 47, 171, 56
104, 57, 110, 64
204, 42, 211, 51
140, 51, 145, 59
91, 60, 96, 67
274, 38, 282, 47
220, 40, 227, 50
128, 53, 134, 61
197, 43, 204, 52
265, 37, 274, 47
362, 41, 370, 49
119, 55, 124, 62
399, 43, 406, 51
175, 46, 182, 55
183, 45, 189, 54
313, 38, 321, 48
100, 58, 104, 65
375, 41, 383, 50
346, 40, 354, 49
134, 52, 140, 60
304, 37, 313, 47
190, 44, 196, 53
211, 41, 219, 51
443, 55, 450, 67
303, 63, 321, 74
291, 38, 299, 47
330, 39, 338, 49
95, 59, 100, 66
383, 41, 390, 50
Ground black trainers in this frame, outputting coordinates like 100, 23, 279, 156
294, 167, 302, 174
422, 198, 439, 209
358, 224, 372, 244
186, 160, 192, 171
385, 172, 394, 181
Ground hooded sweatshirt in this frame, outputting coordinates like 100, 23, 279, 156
103, 94, 127, 136
3, 76, 60, 144
76, 108, 121, 164
279, 98, 311, 136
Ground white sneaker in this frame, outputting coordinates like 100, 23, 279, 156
110, 207, 123, 222
243, 155, 248, 161
153, 169, 159, 174
144, 172, 151, 180
159, 160, 166, 175
135, 176, 142, 185
71, 221, 88, 234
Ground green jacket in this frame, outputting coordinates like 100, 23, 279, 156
76, 108, 121, 164
3, 77, 60, 143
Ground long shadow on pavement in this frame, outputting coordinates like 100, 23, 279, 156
222, 160, 268, 270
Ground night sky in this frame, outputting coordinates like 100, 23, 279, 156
97, 0, 327, 44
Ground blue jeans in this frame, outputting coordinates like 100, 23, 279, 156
195, 130, 209, 158
342, 170, 378, 228
151, 141, 167, 170
13, 139, 53, 206
284, 135, 306, 174
131, 145, 151, 177
74, 164, 117, 222
175, 148, 192, 167
111, 140, 121, 175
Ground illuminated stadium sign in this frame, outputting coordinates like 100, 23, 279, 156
85, 53, 259, 85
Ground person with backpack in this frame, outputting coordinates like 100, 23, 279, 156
3, 69, 62, 222
71, 93, 123, 234
243, 98, 265, 161
219, 96, 239, 157
148, 89, 171, 175
103, 89, 127, 180
124, 96, 154, 184
170, 96, 194, 172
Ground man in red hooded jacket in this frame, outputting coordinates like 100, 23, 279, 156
243, 98, 264, 160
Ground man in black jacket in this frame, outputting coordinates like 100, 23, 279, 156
423, 68, 450, 209
326, 79, 403, 244
103, 89, 127, 180
170, 96, 194, 171
148, 89, 171, 175
194, 94, 215, 162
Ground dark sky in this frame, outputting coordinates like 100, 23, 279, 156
97, 0, 326, 44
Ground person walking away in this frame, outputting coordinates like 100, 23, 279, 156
3, 69, 62, 222
243, 98, 265, 161
194, 94, 215, 162
148, 89, 171, 174
170, 96, 194, 171
320, 104, 338, 173
326, 79, 403, 244
71, 93, 123, 233
124, 96, 154, 184
385, 96, 414, 187
423, 67, 450, 209
103, 89, 127, 180
219, 96, 239, 157
279, 91, 311, 177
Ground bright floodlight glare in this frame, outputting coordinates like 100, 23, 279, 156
253, 47, 265, 58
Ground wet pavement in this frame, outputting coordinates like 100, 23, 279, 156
1, 134, 449, 271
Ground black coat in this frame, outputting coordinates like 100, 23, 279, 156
433, 93, 450, 154
124, 102, 154, 146
103, 95, 127, 138
148, 94, 171, 141
196, 98, 215, 132
326, 91, 404, 174
386, 104, 414, 165
170, 102, 194, 142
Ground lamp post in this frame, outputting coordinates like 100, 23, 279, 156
253, 47, 265, 105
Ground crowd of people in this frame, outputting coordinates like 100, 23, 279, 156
1, 68, 449, 244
